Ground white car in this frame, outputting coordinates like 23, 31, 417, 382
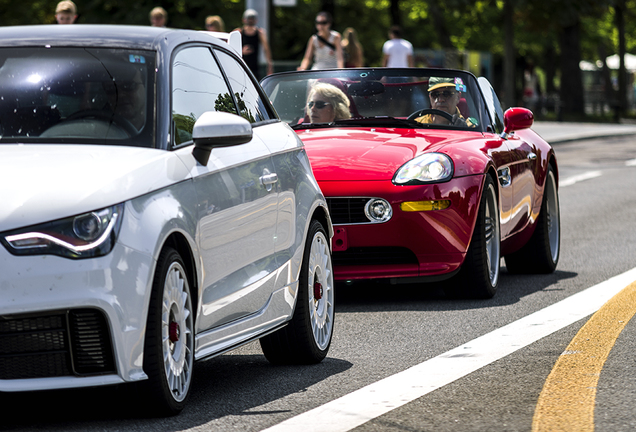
0, 24, 334, 415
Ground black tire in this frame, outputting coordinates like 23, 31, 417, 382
140, 247, 194, 416
505, 165, 560, 274
260, 220, 335, 365
447, 175, 500, 299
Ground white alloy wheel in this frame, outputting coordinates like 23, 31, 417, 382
308, 228, 334, 351
161, 261, 194, 403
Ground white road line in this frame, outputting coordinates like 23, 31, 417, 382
560, 170, 602, 187
261, 267, 636, 432
626, 158, 636, 166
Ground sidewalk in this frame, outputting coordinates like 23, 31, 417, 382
533, 121, 636, 144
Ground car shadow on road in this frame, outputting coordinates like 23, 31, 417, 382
0, 353, 352, 430
335, 269, 578, 313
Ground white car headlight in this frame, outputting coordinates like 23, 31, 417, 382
393, 153, 454, 185
0, 203, 124, 259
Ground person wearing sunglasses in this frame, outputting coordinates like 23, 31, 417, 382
415, 77, 476, 127
306, 83, 351, 123
298, 11, 344, 70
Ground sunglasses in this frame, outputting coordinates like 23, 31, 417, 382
430, 90, 457, 99
315, 21, 329, 25
307, 101, 330, 109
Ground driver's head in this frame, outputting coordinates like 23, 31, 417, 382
428, 77, 460, 115
102, 63, 146, 129
307, 82, 351, 123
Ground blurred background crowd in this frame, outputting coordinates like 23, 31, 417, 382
7, 0, 636, 122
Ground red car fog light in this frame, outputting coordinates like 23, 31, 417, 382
400, 200, 451, 212
364, 198, 392, 222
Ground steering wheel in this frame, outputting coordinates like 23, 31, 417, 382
65, 110, 138, 136
407, 108, 454, 122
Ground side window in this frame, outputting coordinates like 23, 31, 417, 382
172, 46, 237, 145
477, 77, 505, 134
214, 49, 271, 123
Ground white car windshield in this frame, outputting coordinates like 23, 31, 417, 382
0, 47, 154, 147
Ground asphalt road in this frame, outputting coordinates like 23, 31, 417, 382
3, 130, 636, 432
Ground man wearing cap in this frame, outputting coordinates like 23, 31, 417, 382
415, 77, 475, 127
235, 9, 273, 79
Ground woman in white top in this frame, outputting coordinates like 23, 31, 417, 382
298, 11, 344, 70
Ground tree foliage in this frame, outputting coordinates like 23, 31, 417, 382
4, 0, 635, 117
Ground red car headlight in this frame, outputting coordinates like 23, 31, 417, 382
393, 153, 454, 185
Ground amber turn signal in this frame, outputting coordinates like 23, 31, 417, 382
400, 200, 451, 212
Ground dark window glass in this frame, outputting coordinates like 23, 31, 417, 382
172, 47, 236, 145
214, 50, 271, 124
0, 47, 154, 146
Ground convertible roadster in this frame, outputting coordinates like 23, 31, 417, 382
261, 68, 560, 298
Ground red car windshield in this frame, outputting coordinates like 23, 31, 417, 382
261, 69, 487, 132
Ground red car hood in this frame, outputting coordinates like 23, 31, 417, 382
296, 127, 480, 181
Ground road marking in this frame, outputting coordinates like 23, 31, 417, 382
626, 158, 636, 166
560, 171, 602, 187
532, 281, 636, 432
261, 267, 636, 432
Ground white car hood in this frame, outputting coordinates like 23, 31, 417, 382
0, 144, 191, 231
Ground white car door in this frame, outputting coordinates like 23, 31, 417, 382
171, 46, 279, 331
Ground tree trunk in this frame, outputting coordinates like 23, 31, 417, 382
558, 20, 585, 116
615, 0, 627, 117
390, 0, 401, 27
427, 0, 453, 49
502, 0, 515, 109
320, 0, 335, 22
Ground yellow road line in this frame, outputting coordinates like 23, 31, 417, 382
532, 281, 636, 432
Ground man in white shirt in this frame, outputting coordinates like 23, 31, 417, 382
382, 26, 414, 68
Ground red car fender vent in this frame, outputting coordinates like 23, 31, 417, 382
332, 227, 348, 251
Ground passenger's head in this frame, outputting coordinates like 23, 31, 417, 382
428, 77, 460, 115
389, 25, 402, 39
205, 15, 225, 32
343, 27, 359, 45
307, 83, 351, 124
149, 6, 168, 27
242, 9, 258, 26
55, 0, 77, 24
315, 11, 332, 31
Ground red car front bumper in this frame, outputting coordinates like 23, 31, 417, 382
320, 175, 485, 281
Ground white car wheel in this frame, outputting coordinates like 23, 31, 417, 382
141, 247, 194, 415
260, 220, 335, 364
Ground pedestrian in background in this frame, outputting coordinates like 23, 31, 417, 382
205, 15, 225, 32
342, 27, 364, 68
382, 25, 414, 68
298, 11, 344, 70
149, 7, 168, 27
234, 9, 273, 79
55, 0, 77, 24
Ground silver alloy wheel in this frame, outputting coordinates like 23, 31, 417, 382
483, 182, 501, 286
307, 230, 334, 351
161, 261, 194, 403
545, 169, 560, 262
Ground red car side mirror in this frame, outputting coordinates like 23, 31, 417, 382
503, 107, 534, 135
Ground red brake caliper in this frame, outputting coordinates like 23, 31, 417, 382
314, 280, 323, 300
169, 321, 180, 343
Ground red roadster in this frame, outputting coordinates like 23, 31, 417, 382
261, 68, 560, 298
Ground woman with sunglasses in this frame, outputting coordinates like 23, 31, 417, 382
306, 83, 351, 123
298, 12, 344, 70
